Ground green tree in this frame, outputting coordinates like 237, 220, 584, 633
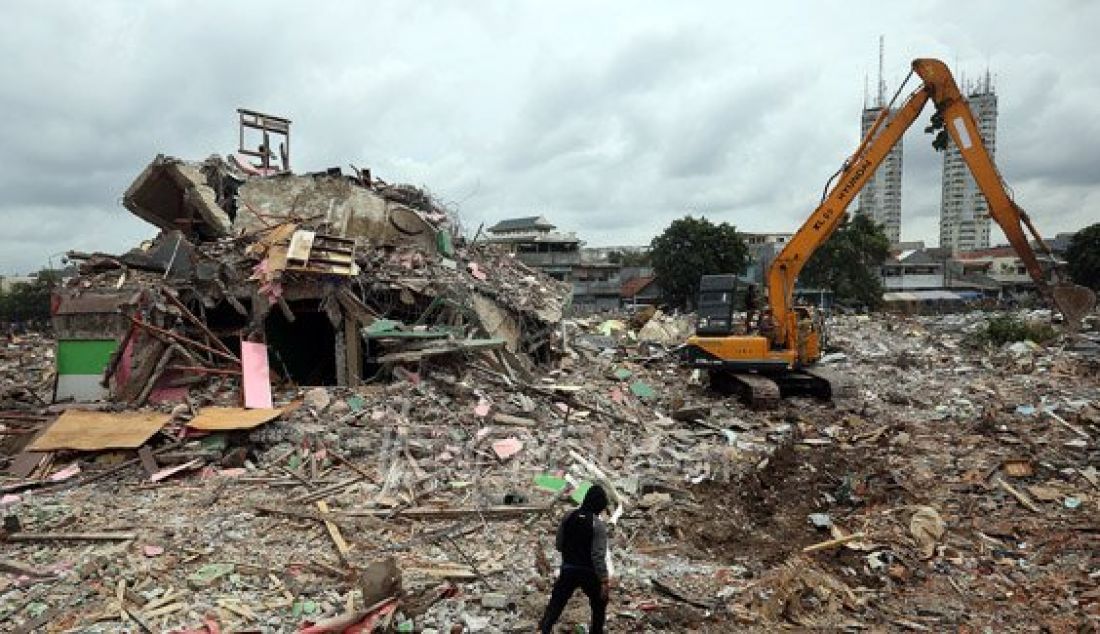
1065, 223, 1100, 290
0, 269, 61, 324
649, 215, 747, 309
607, 250, 651, 267
619, 250, 651, 267
799, 213, 890, 309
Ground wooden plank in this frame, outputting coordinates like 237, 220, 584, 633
28, 410, 170, 452
336, 288, 378, 328
286, 230, 316, 263
7, 451, 48, 478
290, 475, 367, 504
186, 406, 287, 431
997, 477, 1042, 513
160, 290, 238, 360
377, 339, 505, 364
317, 501, 351, 566
137, 446, 159, 477
0, 558, 52, 577
8, 531, 137, 541
802, 532, 866, 553
340, 505, 551, 520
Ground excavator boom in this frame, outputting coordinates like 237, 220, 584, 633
767, 58, 1094, 349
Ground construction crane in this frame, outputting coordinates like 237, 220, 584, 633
684, 58, 1097, 408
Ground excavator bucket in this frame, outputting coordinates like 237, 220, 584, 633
1052, 282, 1097, 330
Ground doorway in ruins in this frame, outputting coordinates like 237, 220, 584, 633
264, 299, 337, 385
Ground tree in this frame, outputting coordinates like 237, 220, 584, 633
799, 213, 890, 310
0, 269, 61, 325
607, 249, 651, 267
649, 215, 748, 309
1065, 223, 1100, 290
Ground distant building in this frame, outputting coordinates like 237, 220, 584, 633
0, 275, 36, 293
570, 261, 622, 313
881, 248, 947, 291
857, 105, 903, 245
878, 244, 1057, 311
1046, 231, 1077, 257
880, 247, 984, 311
742, 232, 793, 286
620, 274, 661, 307
940, 73, 996, 253
581, 245, 649, 264
953, 246, 1061, 295
484, 215, 581, 280
856, 37, 903, 245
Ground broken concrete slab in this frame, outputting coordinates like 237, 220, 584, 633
123, 155, 233, 240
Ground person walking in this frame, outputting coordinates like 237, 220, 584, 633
539, 484, 611, 633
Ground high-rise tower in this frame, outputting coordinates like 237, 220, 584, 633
856, 37, 902, 245
939, 71, 996, 253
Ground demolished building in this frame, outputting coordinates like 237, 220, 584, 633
53, 151, 570, 404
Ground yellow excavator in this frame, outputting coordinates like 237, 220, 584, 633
684, 58, 1097, 408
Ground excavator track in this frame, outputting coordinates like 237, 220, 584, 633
801, 367, 858, 401
729, 373, 781, 410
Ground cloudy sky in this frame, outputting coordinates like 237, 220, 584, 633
2, 0, 1098, 274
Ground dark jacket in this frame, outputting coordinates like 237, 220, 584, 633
555, 485, 610, 580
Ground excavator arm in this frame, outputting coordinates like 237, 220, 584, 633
766, 58, 1093, 351
914, 59, 1095, 324
766, 80, 930, 352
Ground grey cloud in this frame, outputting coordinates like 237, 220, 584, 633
1, 1, 1098, 274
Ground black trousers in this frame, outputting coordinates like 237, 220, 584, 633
539, 566, 606, 633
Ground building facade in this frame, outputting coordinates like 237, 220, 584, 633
940, 75, 997, 253
856, 105, 903, 245
742, 232, 793, 286
484, 216, 581, 280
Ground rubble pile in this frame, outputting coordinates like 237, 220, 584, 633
0, 333, 54, 410
1, 308, 1096, 631
55, 154, 571, 407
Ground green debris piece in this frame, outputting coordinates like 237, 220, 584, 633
612, 368, 633, 381
629, 380, 657, 400
596, 320, 626, 336
436, 230, 455, 257
302, 600, 318, 615
533, 474, 567, 493
188, 563, 235, 589
397, 620, 415, 632
27, 602, 48, 617
199, 434, 228, 451
570, 481, 593, 505
287, 454, 302, 470
346, 395, 367, 412
366, 319, 402, 335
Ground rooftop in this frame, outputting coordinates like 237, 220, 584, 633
620, 275, 656, 298
487, 215, 555, 233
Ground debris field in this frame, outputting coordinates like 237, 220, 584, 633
1, 149, 1097, 633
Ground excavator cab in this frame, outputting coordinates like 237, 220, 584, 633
695, 274, 745, 336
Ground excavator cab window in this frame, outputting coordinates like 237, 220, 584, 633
696, 274, 746, 336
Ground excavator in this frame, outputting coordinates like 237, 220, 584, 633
683, 58, 1097, 409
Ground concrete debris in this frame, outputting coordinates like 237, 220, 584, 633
0, 307, 1094, 630
2, 146, 1098, 630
